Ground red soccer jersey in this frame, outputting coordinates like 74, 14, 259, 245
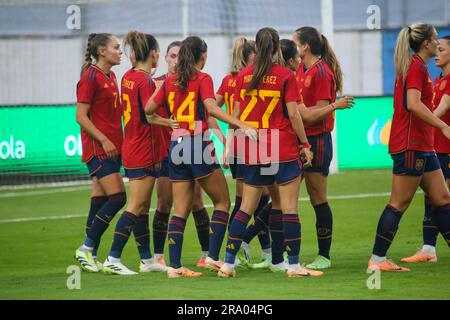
153, 74, 172, 153
153, 71, 215, 137
234, 64, 301, 164
217, 73, 239, 157
217, 73, 238, 115
121, 69, 167, 169
296, 60, 336, 136
433, 73, 450, 153
389, 55, 435, 154
76, 65, 123, 163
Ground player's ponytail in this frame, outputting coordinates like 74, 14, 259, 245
124, 30, 159, 63
176, 36, 207, 92
394, 23, 435, 81
231, 37, 256, 75
321, 34, 343, 94
81, 33, 96, 77
247, 27, 280, 93
80, 33, 112, 77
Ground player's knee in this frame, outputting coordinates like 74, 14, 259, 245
157, 196, 172, 213
109, 192, 127, 208
281, 204, 298, 214
215, 197, 231, 212
388, 200, 410, 213
429, 193, 450, 207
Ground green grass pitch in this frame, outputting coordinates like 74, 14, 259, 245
0, 169, 449, 300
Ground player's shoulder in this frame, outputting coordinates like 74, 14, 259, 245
240, 65, 253, 75
409, 55, 427, 75
164, 73, 177, 87
271, 64, 295, 82
314, 60, 333, 79
121, 68, 135, 80
222, 73, 234, 82
198, 71, 213, 81
80, 65, 98, 82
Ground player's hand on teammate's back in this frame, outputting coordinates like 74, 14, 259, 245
102, 139, 118, 160
300, 146, 313, 168
335, 96, 355, 110
242, 124, 258, 141
221, 148, 230, 169
169, 115, 180, 129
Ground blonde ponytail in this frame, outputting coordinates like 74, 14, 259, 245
231, 37, 247, 74
231, 37, 256, 75
394, 23, 436, 81
394, 27, 412, 82
123, 30, 158, 63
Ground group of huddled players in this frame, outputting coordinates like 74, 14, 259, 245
74, 22, 449, 279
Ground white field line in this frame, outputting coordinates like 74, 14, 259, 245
0, 191, 405, 224
0, 186, 93, 198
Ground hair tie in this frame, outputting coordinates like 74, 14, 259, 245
407, 27, 412, 33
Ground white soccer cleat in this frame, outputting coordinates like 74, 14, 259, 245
269, 261, 289, 273
75, 248, 99, 273
93, 256, 103, 271
102, 257, 138, 275
139, 258, 168, 272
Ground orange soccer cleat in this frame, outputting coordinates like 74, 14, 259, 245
287, 266, 324, 278
196, 254, 208, 268
167, 267, 203, 278
218, 264, 236, 278
204, 257, 224, 272
368, 258, 410, 272
401, 250, 437, 263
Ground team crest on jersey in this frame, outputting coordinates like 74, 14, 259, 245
304, 76, 312, 88
415, 159, 424, 171
440, 80, 447, 91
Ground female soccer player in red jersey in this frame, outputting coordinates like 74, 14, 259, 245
368, 23, 450, 272
145, 36, 257, 278
152, 41, 225, 268
234, 39, 353, 272
281, 39, 354, 127
402, 35, 450, 264
216, 37, 273, 268
101, 31, 179, 275
74, 33, 126, 272
292, 27, 344, 270
218, 27, 323, 278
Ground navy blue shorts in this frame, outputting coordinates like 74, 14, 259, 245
168, 136, 221, 181
437, 153, 450, 179
229, 157, 244, 180
157, 156, 170, 178
87, 155, 122, 180
303, 132, 333, 176
391, 151, 440, 176
125, 163, 160, 180
243, 160, 301, 187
